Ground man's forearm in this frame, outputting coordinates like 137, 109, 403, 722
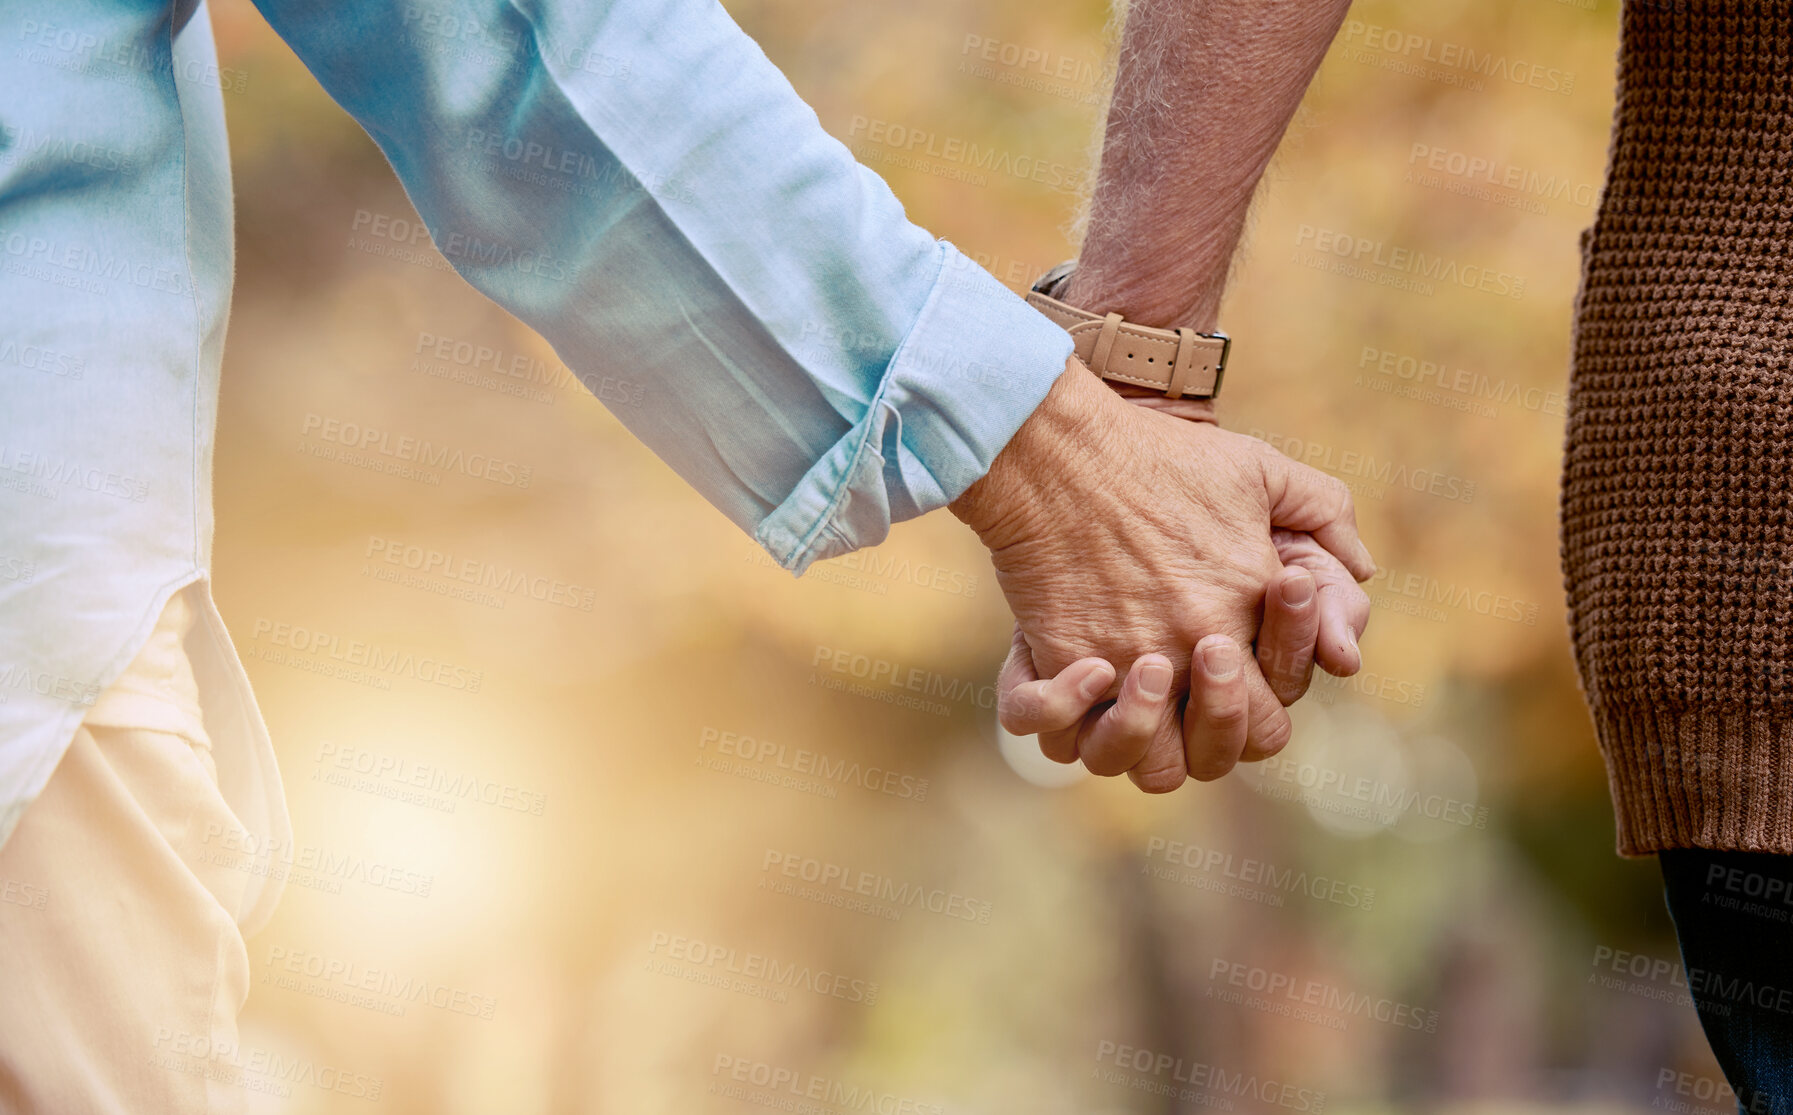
1066, 0, 1353, 331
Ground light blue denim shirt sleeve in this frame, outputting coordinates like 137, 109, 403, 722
254, 0, 1073, 572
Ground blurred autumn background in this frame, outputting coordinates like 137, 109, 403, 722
201, 0, 1715, 1111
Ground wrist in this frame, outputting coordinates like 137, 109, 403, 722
1109, 380, 1218, 425
1030, 261, 1228, 414
1062, 257, 1227, 335
949, 358, 1119, 550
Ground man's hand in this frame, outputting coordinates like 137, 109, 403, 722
1103, 379, 1368, 698
951, 359, 1372, 787
993, 380, 1372, 790
968, 0, 1361, 790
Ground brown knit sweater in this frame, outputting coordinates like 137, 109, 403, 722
1564, 1, 1793, 855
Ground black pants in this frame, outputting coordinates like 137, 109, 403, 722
1661, 849, 1793, 1114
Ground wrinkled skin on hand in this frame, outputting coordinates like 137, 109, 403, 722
955, 361, 1373, 790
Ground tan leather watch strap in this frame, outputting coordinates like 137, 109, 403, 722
1024, 282, 1230, 400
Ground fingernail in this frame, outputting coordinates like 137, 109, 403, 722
1280, 570, 1315, 607
1138, 661, 1172, 700
1201, 641, 1240, 680
1077, 663, 1111, 701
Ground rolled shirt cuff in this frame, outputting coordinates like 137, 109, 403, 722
753, 241, 1072, 574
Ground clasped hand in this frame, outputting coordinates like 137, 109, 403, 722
951, 359, 1373, 792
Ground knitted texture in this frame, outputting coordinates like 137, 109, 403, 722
1564, 1, 1793, 854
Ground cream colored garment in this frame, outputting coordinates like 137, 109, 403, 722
0, 589, 251, 1115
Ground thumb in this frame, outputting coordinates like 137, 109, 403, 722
1258, 449, 1375, 581
996, 624, 1114, 764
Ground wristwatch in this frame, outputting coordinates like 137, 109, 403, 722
1026, 261, 1230, 399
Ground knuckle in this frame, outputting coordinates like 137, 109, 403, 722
1130, 761, 1187, 794
1187, 752, 1237, 782
1119, 695, 1166, 737
1251, 711, 1294, 757
1258, 636, 1313, 677
1318, 581, 1372, 622
1203, 695, 1251, 732
1274, 678, 1310, 707
998, 690, 1044, 732
997, 654, 1033, 691
1037, 731, 1078, 765
1081, 737, 1140, 777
